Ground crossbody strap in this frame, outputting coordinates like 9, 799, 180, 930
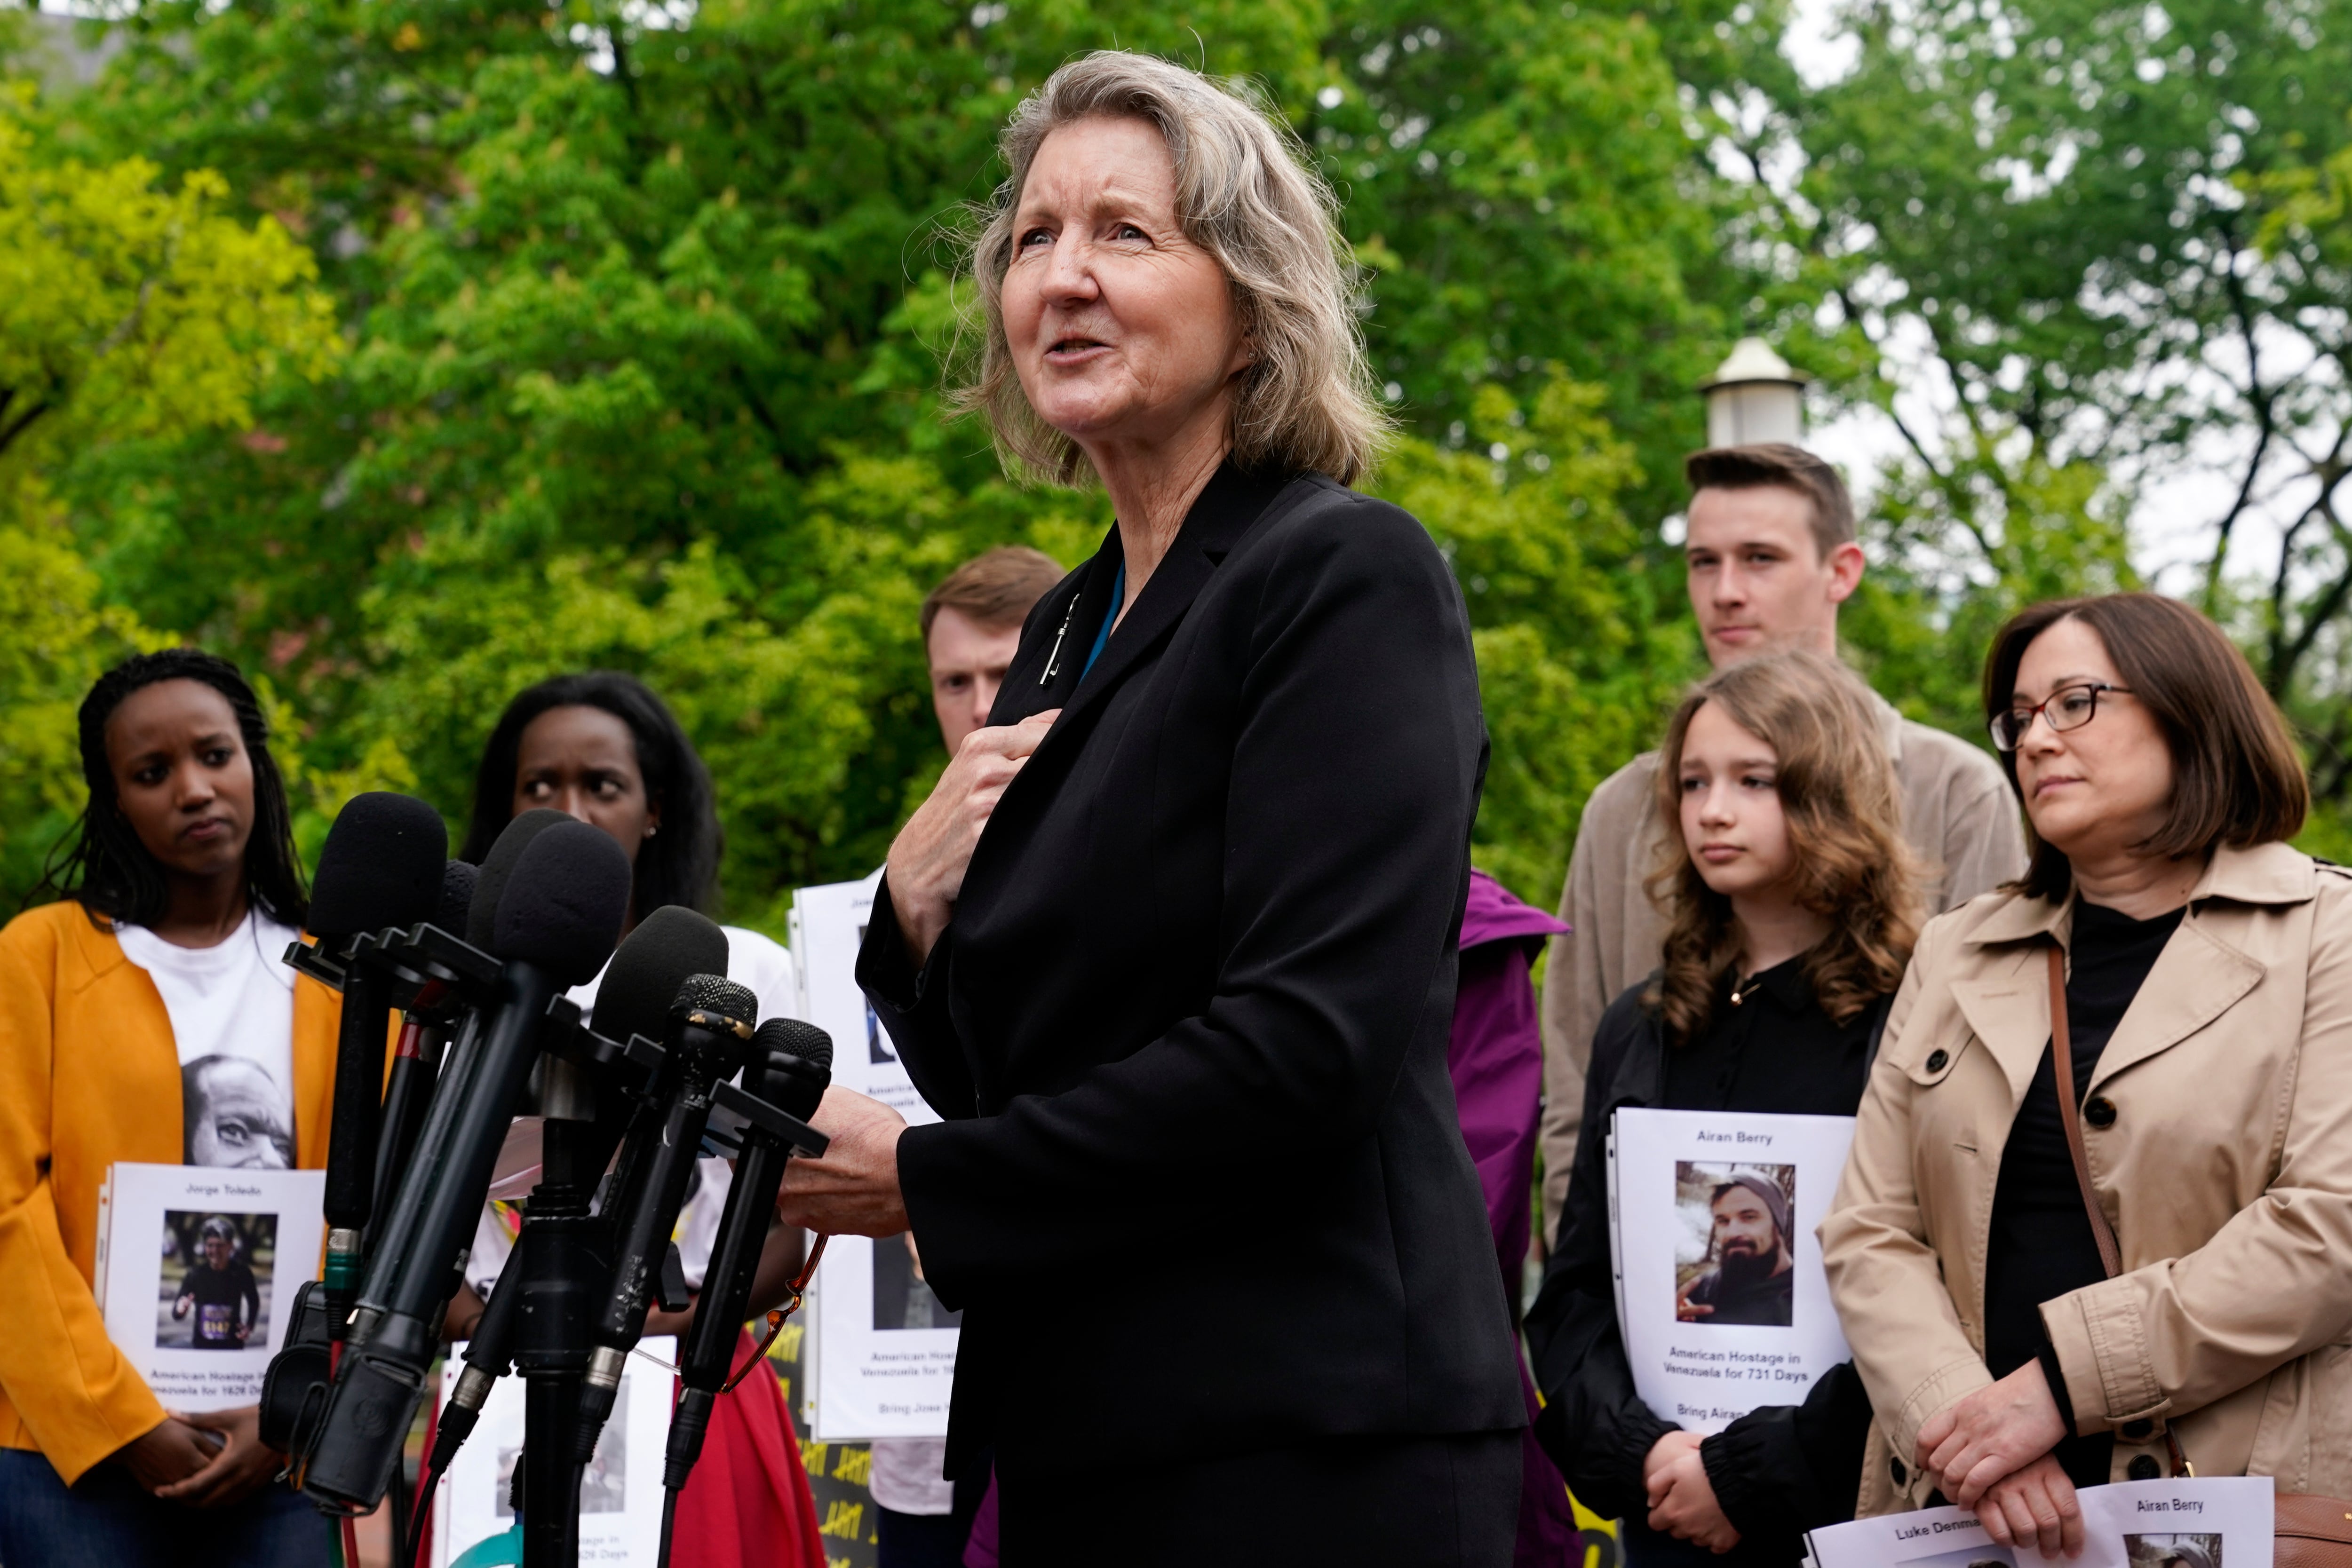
2046, 944, 2123, 1278
2046, 941, 2191, 1476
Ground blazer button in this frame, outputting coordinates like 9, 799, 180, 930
1890, 1456, 1908, 1487
2085, 1097, 2118, 1128
1926, 1049, 1948, 1072
2120, 1418, 2154, 1441
2127, 1454, 2162, 1481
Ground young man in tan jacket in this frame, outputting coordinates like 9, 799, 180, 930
1536, 444, 2026, 1240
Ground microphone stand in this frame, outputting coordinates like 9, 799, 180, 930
513, 1065, 626, 1568
390, 1009, 833, 1568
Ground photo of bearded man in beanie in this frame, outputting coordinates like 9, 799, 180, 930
1676, 1168, 1796, 1327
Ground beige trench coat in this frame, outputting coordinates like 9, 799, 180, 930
1823, 840, 2352, 1515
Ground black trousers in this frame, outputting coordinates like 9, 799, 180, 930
997, 1429, 1522, 1568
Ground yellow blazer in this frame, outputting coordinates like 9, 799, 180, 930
0, 901, 344, 1484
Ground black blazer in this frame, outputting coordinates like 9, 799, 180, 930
858, 462, 1525, 1479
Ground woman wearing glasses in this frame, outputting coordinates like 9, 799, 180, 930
1822, 594, 2352, 1558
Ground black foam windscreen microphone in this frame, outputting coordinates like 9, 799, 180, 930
315, 793, 449, 1315
367, 857, 485, 1265
666, 1017, 834, 1492
434, 859, 479, 935
593, 906, 731, 1048
574, 974, 758, 1462
491, 820, 633, 984
309, 792, 449, 944
466, 808, 573, 953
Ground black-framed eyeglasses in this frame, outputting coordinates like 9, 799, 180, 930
1990, 681, 2132, 752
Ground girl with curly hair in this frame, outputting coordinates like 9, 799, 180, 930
1526, 649, 1925, 1567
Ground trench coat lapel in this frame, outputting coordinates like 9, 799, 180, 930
2088, 915, 2264, 1093
1950, 956, 2058, 1108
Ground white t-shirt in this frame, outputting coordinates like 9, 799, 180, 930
116, 910, 303, 1169
466, 926, 803, 1296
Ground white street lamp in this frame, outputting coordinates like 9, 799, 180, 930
1699, 338, 1809, 448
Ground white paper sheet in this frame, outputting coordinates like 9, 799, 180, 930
432, 1337, 677, 1567
789, 872, 959, 1441
1806, 1476, 2275, 1568
1608, 1108, 1856, 1433
95, 1162, 325, 1411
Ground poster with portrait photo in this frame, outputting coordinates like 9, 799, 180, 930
1806, 1478, 2276, 1568
1608, 1109, 1853, 1434
793, 874, 958, 1441
95, 1162, 324, 1410
436, 1337, 673, 1565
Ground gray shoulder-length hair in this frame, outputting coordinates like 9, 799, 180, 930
955, 52, 1391, 487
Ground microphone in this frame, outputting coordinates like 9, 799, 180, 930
571, 973, 759, 1463
429, 906, 732, 1473
309, 792, 448, 1322
298, 817, 630, 1513
368, 859, 480, 1249
665, 1018, 834, 1491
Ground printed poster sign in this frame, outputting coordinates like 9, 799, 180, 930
96, 1162, 326, 1411
789, 873, 959, 1441
1609, 1109, 1856, 1434
1806, 1476, 2274, 1568
432, 1337, 675, 1566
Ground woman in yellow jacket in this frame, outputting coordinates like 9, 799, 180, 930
0, 649, 340, 1565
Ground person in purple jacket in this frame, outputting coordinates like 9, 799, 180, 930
1448, 869, 1584, 1565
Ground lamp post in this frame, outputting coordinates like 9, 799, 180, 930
1699, 338, 1809, 448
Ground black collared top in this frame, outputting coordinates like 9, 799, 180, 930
1525, 959, 1885, 1564
857, 460, 1525, 1478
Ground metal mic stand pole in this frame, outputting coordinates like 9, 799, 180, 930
513, 1059, 622, 1568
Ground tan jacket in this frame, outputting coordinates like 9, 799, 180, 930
1822, 841, 2352, 1513
1537, 695, 2024, 1235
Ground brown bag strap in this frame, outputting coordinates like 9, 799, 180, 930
2047, 943, 2193, 1477
2046, 944, 2124, 1277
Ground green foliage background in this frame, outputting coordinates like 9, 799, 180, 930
5, 0, 2350, 929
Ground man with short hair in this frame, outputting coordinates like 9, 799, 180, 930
1537, 444, 2026, 1239
922, 546, 1068, 756
874, 543, 1064, 1568
172, 1217, 261, 1350
1677, 1176, 1795, 1328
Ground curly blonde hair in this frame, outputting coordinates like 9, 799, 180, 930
1644, 650, 1924, 1047
954, 51, 1391, 487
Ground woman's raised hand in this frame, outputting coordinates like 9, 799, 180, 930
1916, 1359, 2068, 1507
887, 709, 1059, 965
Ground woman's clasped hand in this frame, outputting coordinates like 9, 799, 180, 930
1915, 1363, 2081, 1558
1643, 1430, 1740, 1553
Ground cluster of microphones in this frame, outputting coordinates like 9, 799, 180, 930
256, 793, 836, 1568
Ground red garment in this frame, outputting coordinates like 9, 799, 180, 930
670, 1331, 826, 1568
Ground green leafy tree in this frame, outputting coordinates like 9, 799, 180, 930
0, 87, 340, 902
1723, 0, 2350, 756
15, 0, 1734, 917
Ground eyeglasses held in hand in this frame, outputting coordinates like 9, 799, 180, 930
1989, 681, 2132, 752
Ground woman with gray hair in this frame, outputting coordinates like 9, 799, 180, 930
775, 49, 1524, 1567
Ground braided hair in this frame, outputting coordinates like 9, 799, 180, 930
31, 648, 310, 930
